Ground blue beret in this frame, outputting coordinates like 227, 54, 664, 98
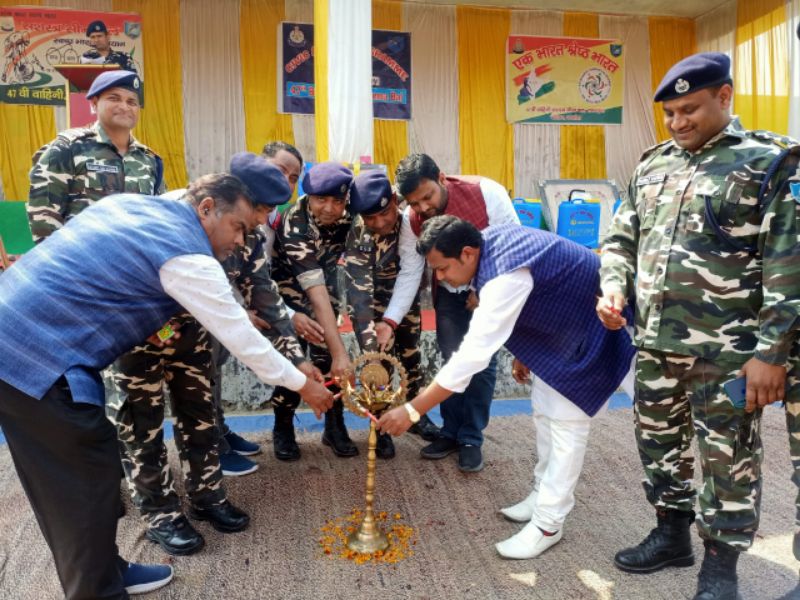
349, 171, 394, 216
86, 70, 141, 100
86, 20, 108, 36
654, 52, 732, 102
302, 162, 353, 198
229, 152, 292, 207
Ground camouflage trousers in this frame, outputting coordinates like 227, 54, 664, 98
634, 348, 763, 550
786, 359, 800, 526
107, 316, 226, 527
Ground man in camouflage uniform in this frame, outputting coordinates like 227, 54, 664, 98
271, 162, 358, 459
80, 20, 137, 72
344, 170, 440, 459
109, 155, 322, 557
27, 70, 162, 242
597, 52, 800, 600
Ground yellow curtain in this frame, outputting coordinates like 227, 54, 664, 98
735, 0, 789, 132
0, 0, 55, 201
457, 6, 513, 189
112, 0, 188, 189
559, 13, 606, 179
314, 0, 330, 162
240, 0, 294, 154
372, 0, 408, 178
648, 17, 697, 142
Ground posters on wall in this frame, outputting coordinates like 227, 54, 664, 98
506, 35, 624, 125
0, 6, 143, 106
279, 22, 412, 120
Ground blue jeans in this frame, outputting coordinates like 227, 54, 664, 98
435, 287, 498, 446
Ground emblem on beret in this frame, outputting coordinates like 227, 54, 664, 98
340, 183, 347, 194
675, 78, 690, 94
133, 78, 140, 89
379, 197, 388, 208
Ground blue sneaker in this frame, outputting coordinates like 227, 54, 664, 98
123, 562, 174, 595
220, 451, 259, 476
224, 431, 261, 456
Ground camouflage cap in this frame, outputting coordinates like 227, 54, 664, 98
86, 20, 108, 36
302, 162, 353, 199
349, 170, 393, 215
229, 152, 292, 207
86, 70, 140, 100
654, 52, 732, 102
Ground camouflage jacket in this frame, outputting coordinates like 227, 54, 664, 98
222, 227, 305, 365
81, 50, 137, 72
600, 118, 800, 364
27, 121, 164, 242
344, 210, 418, 352
272, 195, 352, 316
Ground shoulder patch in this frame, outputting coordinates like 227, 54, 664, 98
638, 139, 672, 162
57, 127, 96, 144
749, 129, 800, 150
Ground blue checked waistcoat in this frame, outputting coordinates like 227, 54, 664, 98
0, 194, 212, 406
475, 225, 635, 416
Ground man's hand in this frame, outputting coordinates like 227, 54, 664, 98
739, 357, 787, 413
511, 358, 531, 384
297, 361, 324, 383
146, 320, 182, 348
377, 405, 413, 436
248, 310, 270, 331
374, 321, 395, 352
298, 377, 334, 418
596, 291, 627, 330
292, 313, 325, 344
466, 290, 479, 311
329, 353, 353, 382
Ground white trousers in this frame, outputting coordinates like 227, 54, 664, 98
528, 361, 635, 532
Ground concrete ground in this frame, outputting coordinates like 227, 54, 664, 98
0, 396, 798, 600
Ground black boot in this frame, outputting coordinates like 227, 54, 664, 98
614, 509, 695, 573
272, 404, 300, 461
376, 433, 395, 459
322, 401, 358, 457
693, 540, 741, 600
408, 414, 440, 441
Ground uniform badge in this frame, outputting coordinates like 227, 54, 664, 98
675, 78, 690, 94
636, 173, 666, 186
790, 182, 800, 204
87, 162, 120, 174
133, 77, 140, 89
379, 197, 388, 208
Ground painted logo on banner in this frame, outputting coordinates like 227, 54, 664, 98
506, 35, 624, 125
372, 29, 410, 120
281, 22, 314, 115
0, 7, 143, 106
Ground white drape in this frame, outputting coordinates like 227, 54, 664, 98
696, 0, 737, 56
509, 10, 562, 197
326, 0, 373, 163
284, 0, 316, 163
788, 0, 800, 140
403, 3, 460, 175
48, 0, 114, 133
180, 0, 246, 180
600, 15, 657, 190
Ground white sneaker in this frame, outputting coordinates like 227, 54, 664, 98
495, 522, 563, 559
498, 490, 538, 522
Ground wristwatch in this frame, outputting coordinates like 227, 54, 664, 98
403, 402, 421, 424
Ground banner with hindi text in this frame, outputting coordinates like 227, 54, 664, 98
506, 35, 624, 125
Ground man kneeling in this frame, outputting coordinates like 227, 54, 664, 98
378, 216, 635, 559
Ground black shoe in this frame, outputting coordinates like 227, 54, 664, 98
189, 501, 249, 533
145, 516, 205, 556
273, 405, 300, 461
458, 444, 484, 472
408, 414, 440, 442
614, 509, 695, 573
322, 401, 359, 457
420, 436, 459, 459
693, 540, 742, 600
376, 433, 395, 459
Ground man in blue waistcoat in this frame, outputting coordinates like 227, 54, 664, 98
378, 215, 635, 560
0, 173, 333, 600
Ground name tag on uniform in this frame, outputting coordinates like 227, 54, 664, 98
87, 162, 120, 174
636, 173, 666, 186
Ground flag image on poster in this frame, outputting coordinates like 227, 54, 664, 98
280, 22, 314, 115
372, 29, 410, 120
507, 35, 624, 125
0, 7, 143, 106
